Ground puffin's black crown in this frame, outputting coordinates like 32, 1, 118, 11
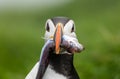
51, 17, 70, 26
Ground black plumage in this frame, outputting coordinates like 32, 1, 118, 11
49, 53, 80, 79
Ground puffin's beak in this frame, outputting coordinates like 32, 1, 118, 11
54, 23, 63, 54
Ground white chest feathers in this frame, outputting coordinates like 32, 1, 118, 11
42, 65, 67, 79
25, 62, 67, 79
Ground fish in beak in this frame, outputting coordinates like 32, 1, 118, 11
36, 40, 55, 79
54, 23, 63, 54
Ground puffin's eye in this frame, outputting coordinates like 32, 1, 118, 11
71, 24, 75, 32
46, 23, 50, 32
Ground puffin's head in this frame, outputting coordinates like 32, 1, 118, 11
44, 17, 84, 54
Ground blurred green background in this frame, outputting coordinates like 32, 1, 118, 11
0, 0, 120, 79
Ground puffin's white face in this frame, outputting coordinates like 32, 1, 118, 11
44, 17, 84, 54
44, 19, 77, 41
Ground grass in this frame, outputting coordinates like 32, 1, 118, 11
0, 0, 120, 79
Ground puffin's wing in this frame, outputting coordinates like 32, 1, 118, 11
25, 40, 54, 79
25, 62, 39, 79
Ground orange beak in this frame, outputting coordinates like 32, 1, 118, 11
54, 23, 63, 54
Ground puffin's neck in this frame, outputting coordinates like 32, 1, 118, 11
49, 53, 80, 79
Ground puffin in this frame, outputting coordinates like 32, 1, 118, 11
25, 17, 84, 79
